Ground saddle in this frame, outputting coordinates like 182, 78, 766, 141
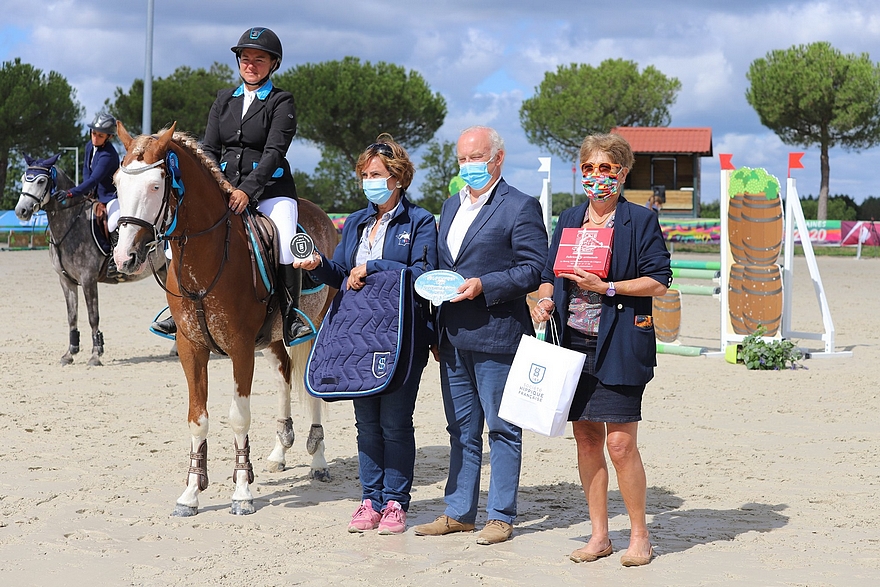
243, 209, 322, 349
305, 268, 415, 401
89, 201, 112, 256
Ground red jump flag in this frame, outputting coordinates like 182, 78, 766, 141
788, 152, 804, 177
719, 154, 735, 170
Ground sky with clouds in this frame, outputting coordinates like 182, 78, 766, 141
3, 0, 880, 204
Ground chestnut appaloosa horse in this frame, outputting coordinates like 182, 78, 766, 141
113, 121, 338, 516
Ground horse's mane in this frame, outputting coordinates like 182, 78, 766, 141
127, 127, 234, 195
171, 132, 235, 195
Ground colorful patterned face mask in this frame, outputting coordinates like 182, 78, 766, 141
581, 174, 621, 201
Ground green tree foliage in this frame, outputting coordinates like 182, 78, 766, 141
746, 42, 880, 220
699, 199, 721, 219
415, 139, 458, 214
799, 195, 858, 220
858, 196, 880, 220
520, 59, 681, 161
105, 63, 235, 137
276, 57, 447, 170
0, 58, 83, 207
293, 148, 362, 213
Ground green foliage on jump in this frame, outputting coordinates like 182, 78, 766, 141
727, 167, 780, 199
0, 58, 84, 208
738, 326, 803, 370
519, 59, 681, 161
746, 42, 880, 220
105, 63, 236, 137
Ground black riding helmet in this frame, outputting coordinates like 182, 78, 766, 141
231, 27, 283, 85
88, 113, 117, 135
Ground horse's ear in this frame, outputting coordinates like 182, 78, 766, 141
45, 153, 62, 167
155, 121, 177, 151
24, 154, 36, 166
117, 120, 134, 150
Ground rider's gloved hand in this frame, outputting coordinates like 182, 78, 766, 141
53, 190, 72, 201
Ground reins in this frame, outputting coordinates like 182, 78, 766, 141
23, 164, 92, 285
120, 145, 235, 355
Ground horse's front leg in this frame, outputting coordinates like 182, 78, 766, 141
265, 341, 293, 473
59, 275, 79, 365
171, 337, 210, 517
229, 348, 256, 515
82, 278, 104, 367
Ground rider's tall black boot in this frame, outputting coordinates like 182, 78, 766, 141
106, 229, 123, 280
280, 264, 312, 345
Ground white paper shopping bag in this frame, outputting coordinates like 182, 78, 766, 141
499, 324, 585, 437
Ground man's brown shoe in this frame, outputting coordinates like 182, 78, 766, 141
413, 515, 475, 536
476, 519, 513, 545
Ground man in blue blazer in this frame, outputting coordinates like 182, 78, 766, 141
413, 126, 548, 545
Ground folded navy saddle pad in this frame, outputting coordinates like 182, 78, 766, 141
305, 268, 415, 401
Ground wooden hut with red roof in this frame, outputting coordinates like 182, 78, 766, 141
610, 127, 713, 218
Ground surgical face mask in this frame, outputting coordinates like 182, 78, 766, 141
459, 157, 495, 190
363, 177, 394, 205
582, 174, 621, 202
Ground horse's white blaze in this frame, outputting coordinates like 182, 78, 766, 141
15, 174, 51, 220
113, 164, 165, 269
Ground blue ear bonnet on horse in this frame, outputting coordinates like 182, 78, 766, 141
24, 153, 62, 181
166, 152, 185, 195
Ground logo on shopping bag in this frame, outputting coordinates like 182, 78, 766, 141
529, 363, 546, 384
372, 352, 390, 378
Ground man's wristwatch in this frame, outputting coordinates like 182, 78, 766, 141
606, 281, 616, 297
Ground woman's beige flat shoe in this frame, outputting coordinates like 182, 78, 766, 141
569, 543, 613, 563
620, 545, 654, 567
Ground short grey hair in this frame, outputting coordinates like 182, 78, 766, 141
460, 125, 505, 158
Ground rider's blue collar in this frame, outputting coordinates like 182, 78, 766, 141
232, 80, 274, 99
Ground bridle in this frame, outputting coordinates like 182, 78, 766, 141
21, 163, 90, 253
20, 164, 57, 211
118, 147, 234, 355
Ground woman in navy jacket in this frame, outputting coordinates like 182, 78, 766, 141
296, 134, 438, 535
532, 133, 671, 567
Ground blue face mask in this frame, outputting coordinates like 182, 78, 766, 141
363, 177, 394, 205
459, 158, 494, 190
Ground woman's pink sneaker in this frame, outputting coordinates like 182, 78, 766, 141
348, 499, 381, 532
378, 500, 406, 535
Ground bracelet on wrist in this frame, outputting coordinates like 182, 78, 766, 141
537, 297, 554, 306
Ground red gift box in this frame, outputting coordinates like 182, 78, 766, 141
553, 227, 613, 278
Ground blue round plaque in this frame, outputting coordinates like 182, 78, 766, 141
414, 270, 466, 305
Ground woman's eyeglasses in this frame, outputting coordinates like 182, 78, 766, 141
581, 162, 622, 176
368, 143, 394, 158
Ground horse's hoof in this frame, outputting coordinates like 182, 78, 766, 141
171, 504, 198, 517
60, 354, 73, 366
266, 460, 285, 473
87, 357, 103, 367
230, 500, 255, 515
309, 468, 331, 483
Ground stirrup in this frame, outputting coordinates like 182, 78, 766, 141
285, 308, 316, 347
152, 317, 177, 336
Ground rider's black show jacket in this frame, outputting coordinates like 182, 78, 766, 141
203, 80, 297, 202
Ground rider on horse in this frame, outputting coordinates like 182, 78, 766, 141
57, 113, 122, 274
151, 27, 312, 345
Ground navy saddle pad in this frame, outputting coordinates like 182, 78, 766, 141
305, 268, 415, 401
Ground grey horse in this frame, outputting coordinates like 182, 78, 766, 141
14, 153, 167, 366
